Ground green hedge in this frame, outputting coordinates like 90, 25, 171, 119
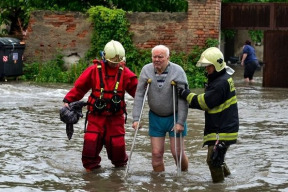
22, 6, 219, 88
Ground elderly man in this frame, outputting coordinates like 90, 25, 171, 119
132, 45, 189, 172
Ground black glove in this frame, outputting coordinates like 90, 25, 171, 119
178, 87, 191, 100
60, 101, 87, 140
69, 101, 86, 118
60, 101, 87, 124
60, 106, 79, 124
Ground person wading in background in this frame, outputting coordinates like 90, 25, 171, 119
241, 40, 260, 84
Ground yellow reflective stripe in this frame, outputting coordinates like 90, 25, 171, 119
203, 132, 238, 143
100, 88, 104, 99
186, 93, 196, 103
115, 82, 119, 90
208, 95, 237, 114
97, 65, 101, 69
228, 77, 235, 92
198, 93, 209, 111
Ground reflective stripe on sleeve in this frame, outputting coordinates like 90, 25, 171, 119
197, 93, 210, 111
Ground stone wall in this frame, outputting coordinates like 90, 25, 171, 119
23, 0, 221, 63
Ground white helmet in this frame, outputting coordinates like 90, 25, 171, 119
196, 47, 226, 72
104, 40, 125, 64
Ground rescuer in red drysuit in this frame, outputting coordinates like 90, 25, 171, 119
63, 40, 138, 171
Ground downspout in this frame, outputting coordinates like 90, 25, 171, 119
219, 0, 222, 50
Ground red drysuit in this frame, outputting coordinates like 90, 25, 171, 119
64, 60, 138, 170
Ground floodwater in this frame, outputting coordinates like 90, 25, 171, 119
0, 65, 287, 192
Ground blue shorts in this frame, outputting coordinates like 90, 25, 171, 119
148, 110, 187, 137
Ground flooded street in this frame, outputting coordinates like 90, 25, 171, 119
0, 65, 288, 192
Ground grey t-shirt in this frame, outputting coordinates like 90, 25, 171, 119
132, 62, 189, 126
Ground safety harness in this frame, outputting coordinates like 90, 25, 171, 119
84, 60, 127, 132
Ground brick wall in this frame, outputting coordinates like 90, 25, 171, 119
24, 0, 220, 63
187, 0, 221, 52
126, 12, 188, 52
24, 11, 93, 63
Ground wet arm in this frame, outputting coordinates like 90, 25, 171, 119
241, 53, 247, 66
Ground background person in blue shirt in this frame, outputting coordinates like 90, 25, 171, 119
241, 40, 260, 84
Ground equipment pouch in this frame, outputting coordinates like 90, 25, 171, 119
110, 94, 121, 113
210, 141, 227, 167
93, 98, 107, 113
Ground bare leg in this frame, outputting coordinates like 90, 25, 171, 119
170, 137, 188, 171
151, 137, 165, 172
244, 78, 250, 83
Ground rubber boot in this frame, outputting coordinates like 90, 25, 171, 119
207, 145, 224, 182
223, 162, 231, 177
153, 164, 165, 172
209, 166, 225, 183
181, 155, 189, 171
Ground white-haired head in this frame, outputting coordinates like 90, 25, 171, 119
151, 45, 170, 57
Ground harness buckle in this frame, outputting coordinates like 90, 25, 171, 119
110, 94, 121, 113
93, 98, 107, 113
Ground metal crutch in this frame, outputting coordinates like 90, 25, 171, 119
171, 81, 182, 176
124, 79, 152, 178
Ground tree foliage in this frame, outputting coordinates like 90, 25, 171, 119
0, 0, 31, 36
0, 0, 187, 37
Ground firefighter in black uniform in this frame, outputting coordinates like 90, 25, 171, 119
178, 47, 239, 183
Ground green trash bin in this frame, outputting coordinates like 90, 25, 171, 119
0, 37, 26, 80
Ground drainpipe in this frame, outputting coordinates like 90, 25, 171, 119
219, 0, 222, 51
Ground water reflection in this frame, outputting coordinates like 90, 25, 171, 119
0, 65, 288, 191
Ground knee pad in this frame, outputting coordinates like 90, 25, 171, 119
82, 132, 101, 158
108, 134, 127, 165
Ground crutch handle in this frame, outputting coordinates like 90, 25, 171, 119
171, 80, 176, 86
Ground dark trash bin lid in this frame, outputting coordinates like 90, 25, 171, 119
0, 37, 25, 48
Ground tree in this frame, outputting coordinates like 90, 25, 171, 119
0, 0, 30, 37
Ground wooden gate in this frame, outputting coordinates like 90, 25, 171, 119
222, 3, 288, 88
263, 31, 288, 88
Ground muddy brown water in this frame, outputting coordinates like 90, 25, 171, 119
0, 65, 287, 192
